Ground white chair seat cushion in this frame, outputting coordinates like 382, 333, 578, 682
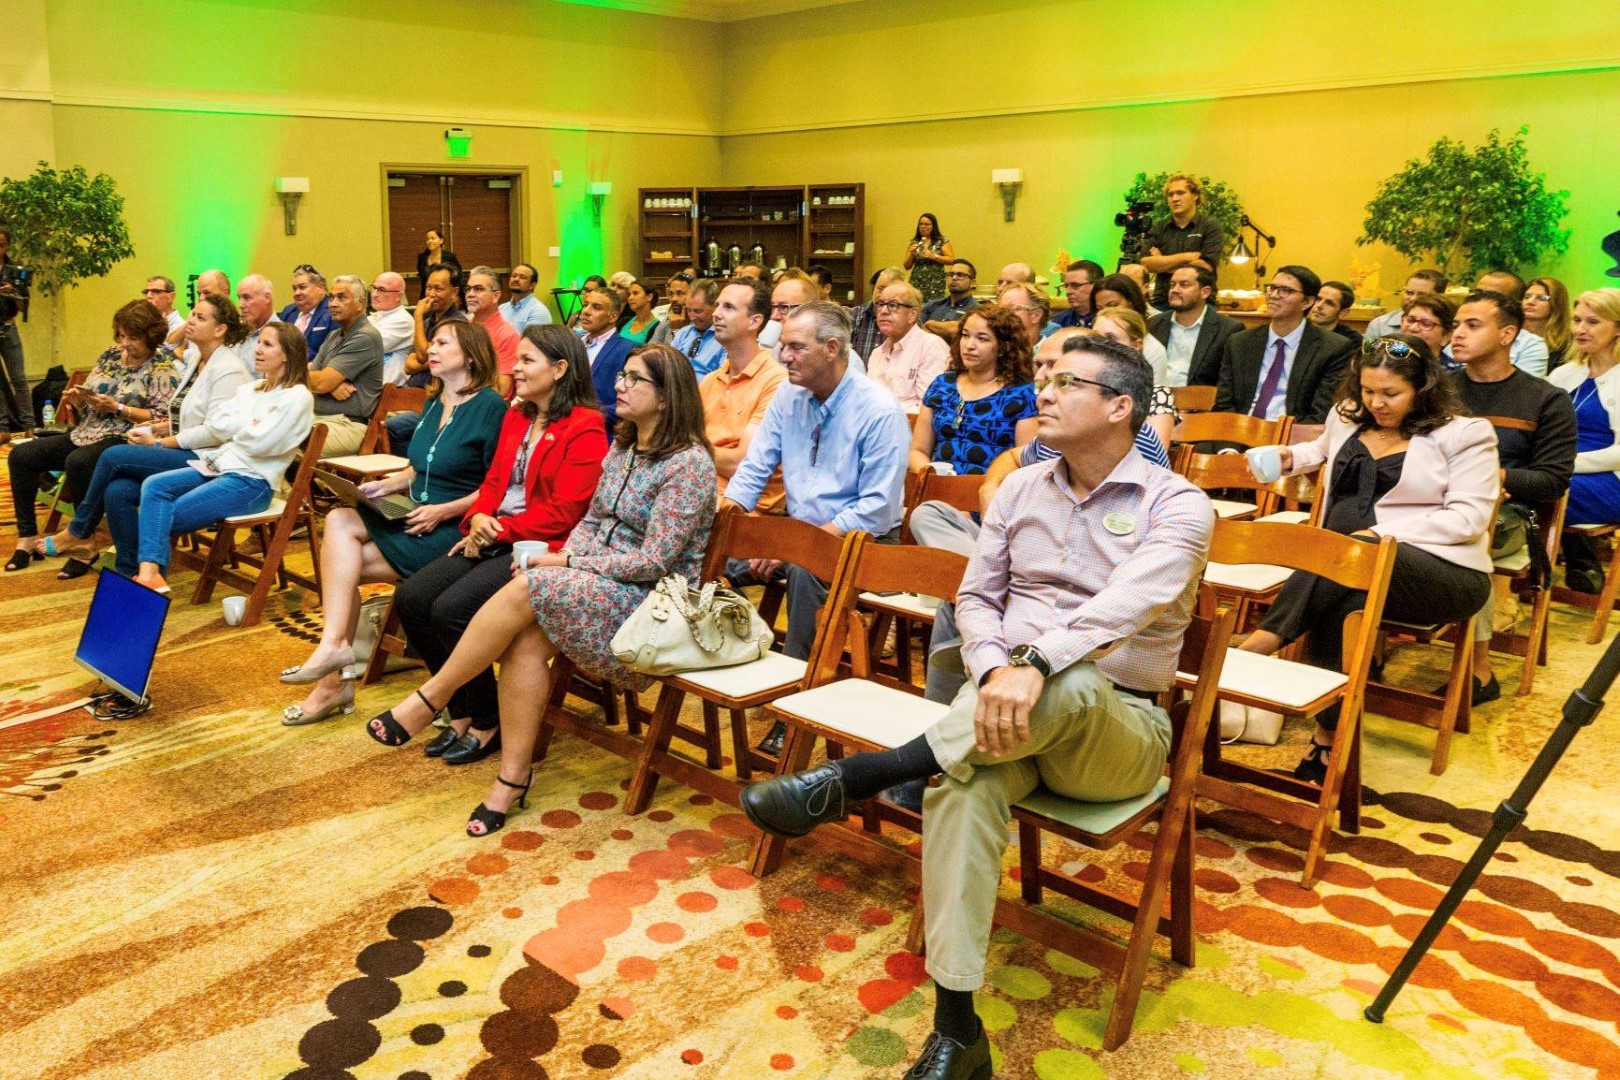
1202, 561, 1292, 593
772, 678, 950, 748
1178, 647, 1347, 712
672, 650, 806, 697
1015, 776, 1170, 836
1209, 499, 1258, 519
227, 498, 285, 524
1257, 510, 1311, 525
860, 591, 942, 619
1494, 547, 1531, 574
323, 453, 409, 474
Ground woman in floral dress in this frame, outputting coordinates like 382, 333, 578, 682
365, 343, 717, 837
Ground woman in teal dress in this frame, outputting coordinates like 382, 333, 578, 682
278, 319, 507, 725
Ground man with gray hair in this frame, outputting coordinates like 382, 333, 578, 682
868, 279, 950, 412
308, 275, 384, 457
463, 265, 521, 395
724, 301, 912, 755
233, 274, 280, 367
740, 335, 1213, 1077
280, 265, 334, 354
143, 276, 183, 333
368, 271, 414, 386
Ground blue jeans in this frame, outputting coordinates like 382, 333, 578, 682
69, 443, 197, 539
108, 468, 271, 575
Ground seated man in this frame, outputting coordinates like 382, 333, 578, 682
650, 270, 693, 346
1214, 265, 1352, 423
868, 281, 950, 413
1476, 269, 1550, 377
921, 259, 980, 332
463, 265, 522, 395
702, 277, 787, 509
1365, 269, 1447, 341
368, 271, 415, 386
851, 266, 906, 361
388, 263, 463, 453
1051, 259, 1105, 329
308, 275, 384, 458
670, 278, 724, 377
576, 285, 634, 431
279, 266, 334, 355
233, 274, 282, 366
498, 263, 551, 332
724, 302, 910, 752
741, 335, 1213, 1079
1310, 279, 1363, 348
1149, 264, 1241, 388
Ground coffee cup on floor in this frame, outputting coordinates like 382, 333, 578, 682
222, 596, 247, 626
1245, 445, 1283, 484
512, 541, 548, 570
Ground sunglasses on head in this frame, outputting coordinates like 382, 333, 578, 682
1362, 337, 1415, 360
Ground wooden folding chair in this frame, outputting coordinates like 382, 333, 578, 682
1188, 519, 1396, 887
181, 425, 328, 627
746, 541, 970, 878
1485, 495, 1565, 696
321, 385, 425, 481
1176, 449, 1278, 520
1007, 604, 1237, 1050
1557, 521, 1620, 643
621, 510, 862, 815
1170, 411, 1291, 451
1171, 385, 1217, 413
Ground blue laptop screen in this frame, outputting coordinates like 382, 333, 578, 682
75, 571, 170, 701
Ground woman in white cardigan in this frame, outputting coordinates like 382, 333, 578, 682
1237, 334, 1499, 782
1548, 288, 1620, 592
42, 295, 259, 576
115, 322, 314, 593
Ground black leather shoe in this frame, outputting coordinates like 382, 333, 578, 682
740, 762, 849, 838
904, 1026, 993, 1079
423, 726, 460, 758
1471, 673, 1501, 706
755, 720, 787, 758
442, 729, 501, 765
1566, 566, 1606, 594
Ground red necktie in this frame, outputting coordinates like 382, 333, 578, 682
1251, 339, 1287, 418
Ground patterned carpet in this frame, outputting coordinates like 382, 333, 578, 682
3, 451, 1619, 1079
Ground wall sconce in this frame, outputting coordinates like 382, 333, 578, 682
588, 181, 613, 227
275, 177, 309, 237
992, 168, 1023, 223
445, 127, 472, 158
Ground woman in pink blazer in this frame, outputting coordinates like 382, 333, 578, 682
1240, 334, 1499, 783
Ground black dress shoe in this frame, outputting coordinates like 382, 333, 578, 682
904, 1025, 993, 1079
1471, 673, 1501, 706
1566, 566, 1606, 594
740, 762, 849, 838
442, 729, 501, 765
755, 720, 787, 758
423, 726, 460, 758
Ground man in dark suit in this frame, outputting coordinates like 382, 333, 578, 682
278, 265, 334, 355
1148, 264, 1242, 387
1214, 265, 1353, 424
577, 286, 632, 433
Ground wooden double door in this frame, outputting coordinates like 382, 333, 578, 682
386, 171, 521, 301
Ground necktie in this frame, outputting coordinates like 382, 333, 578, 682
1251, 338, 1287, 419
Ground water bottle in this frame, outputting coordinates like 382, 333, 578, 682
41, 400, 54, 426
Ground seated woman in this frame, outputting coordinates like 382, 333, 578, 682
7, 300, 180, 572
1399, 293, 1456, 368
908, 304, 1036, 476
364, 344, 717, 838
42, 294, 256, 577
1091, 306, 1176, 448
280, 318, 508, 725
1548, 288, 1620, 592
1524, 276, 1573, 373
1234, 334, 1497, 782
619, 280, 661, 345
397, 325, 607, 764
1091, 274, 1170, 377
120, 320, 316, 593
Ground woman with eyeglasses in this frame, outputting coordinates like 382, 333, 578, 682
364, 344, 717, 838
394, 325, 606, 765
1398, 293, 1457, 368
620, 280, 661, 345
903, 213, 954, 302
415, 228, 460, 304
1523, 277, 1573, 373
1227, 334, 1497, 783
1548, 289, 1620, 592
279, 319, 506, 725
909, 305, 1036, 476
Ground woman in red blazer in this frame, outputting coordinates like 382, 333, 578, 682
394, 325, 607, 764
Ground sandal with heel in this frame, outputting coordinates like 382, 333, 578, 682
5, 549, 38, 572
1292, 741, 1332, 785
467, 773, 532, 837
366, 689, 441, 747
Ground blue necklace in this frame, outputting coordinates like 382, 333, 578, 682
412, 395, 460, 504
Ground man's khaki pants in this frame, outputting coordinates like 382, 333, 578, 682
920, 661, 1171, 991
313, 415, 368, 458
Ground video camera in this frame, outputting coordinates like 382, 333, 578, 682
1114, 199, 1155, 261
0, 264, 33, 299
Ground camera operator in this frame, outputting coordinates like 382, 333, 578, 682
1140, 174, 1225, 305
0, 229, 33, 443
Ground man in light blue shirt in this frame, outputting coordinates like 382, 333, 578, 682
670, 278, 724, 378
1365, 269, 1448, 342
498, 263, 551, 332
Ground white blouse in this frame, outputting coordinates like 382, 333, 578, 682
196, 382, 315, 491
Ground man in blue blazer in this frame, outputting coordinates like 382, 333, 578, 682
278, 265, 334, 355
578, 286, 631, 433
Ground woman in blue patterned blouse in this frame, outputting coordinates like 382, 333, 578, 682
908, 304, 1037, 476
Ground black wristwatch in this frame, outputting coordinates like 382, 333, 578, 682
1008, 644, 1051, 677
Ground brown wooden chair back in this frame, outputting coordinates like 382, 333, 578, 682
809, 541, 969, 687
698, 507, 853, 586
1172, 385, 1217, 413
1171, 411, 1291, 449
359, 384, 428, 455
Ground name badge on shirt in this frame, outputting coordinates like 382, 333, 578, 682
1104, 511, 1136, 536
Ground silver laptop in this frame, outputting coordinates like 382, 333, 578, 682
314, 469, 416, 521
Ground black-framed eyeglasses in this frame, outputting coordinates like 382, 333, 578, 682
1265, 283, 1302, 297
1035, 372, 1120, 396
615, 370, 657, 389
770, 302, 802, 315
141, 287, 173, 295
873, 300, 918, 313
1364, 337, 1415, 360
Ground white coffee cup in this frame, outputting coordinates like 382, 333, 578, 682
512, 540, 548, 570
222, 595, 247, 626
1245, 445, 1283, 484
928, 461, 957, 476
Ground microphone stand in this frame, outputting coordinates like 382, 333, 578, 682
1364, 624, 1619, 1023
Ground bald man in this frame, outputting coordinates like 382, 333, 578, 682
369, 271, 415, 385
164, 268, 235, 346
994, 263, 1034, 291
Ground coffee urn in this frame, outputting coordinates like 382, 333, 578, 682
726, 244, 743, 273
704, 239, 722, 277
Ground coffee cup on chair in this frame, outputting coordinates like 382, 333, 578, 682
512, 541, 547, 570
1245, 445, 1283, 484
222, 596, 246, 626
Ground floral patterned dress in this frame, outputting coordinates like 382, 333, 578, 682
908, 238, 948, 301
526, 442, 717, 689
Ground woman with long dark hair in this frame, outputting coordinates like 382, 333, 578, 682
903, 213, 954, 303
909, 304, 1036, 475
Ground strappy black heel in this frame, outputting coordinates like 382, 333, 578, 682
1292, 741, 1331, 785
467, 773, 532, 837
366, 689, 440, 747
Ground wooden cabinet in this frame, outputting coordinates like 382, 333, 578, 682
637, 183, 865, 304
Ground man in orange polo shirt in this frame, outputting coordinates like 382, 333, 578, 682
701, 277, 787, 511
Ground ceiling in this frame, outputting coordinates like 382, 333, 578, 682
556, 0, 864, 22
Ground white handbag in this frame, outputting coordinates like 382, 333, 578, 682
1218, 700, 1285, 745
612, 574, 775, 676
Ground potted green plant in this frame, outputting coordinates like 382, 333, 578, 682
0, 161, 136, 361
1121, 171, 1246, 264
1358, 126, 1568, 280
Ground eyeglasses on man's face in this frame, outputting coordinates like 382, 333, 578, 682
945, 271, 974, 280
1265, 283, 1303, 298
1035, 372, 1120, 396
873, 300, 917, 313
141, 287, 173, 295
770, 302, 802, 316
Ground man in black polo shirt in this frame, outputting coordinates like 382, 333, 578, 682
1450, 289, 1575, 702
921, 259, 980, 331
1140, 174, 1225, 304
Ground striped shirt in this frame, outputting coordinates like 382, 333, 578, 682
957, 447, 1213, 691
